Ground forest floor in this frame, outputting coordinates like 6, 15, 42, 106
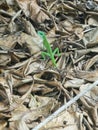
0, 0, 98, 130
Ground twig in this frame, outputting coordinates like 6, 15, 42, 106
11, 10, 22, 22
32, 80, 98, 130
0, 9, 13, 17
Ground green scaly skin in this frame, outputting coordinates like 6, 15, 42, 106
38, 31, 60, 67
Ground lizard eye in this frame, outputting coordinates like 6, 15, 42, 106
38, 31, 45, 37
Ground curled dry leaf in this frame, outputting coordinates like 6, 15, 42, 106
87, 16, 98, 26
84, 55, 98, 70
83, 26, 98, 47
29, 0, 49, 23
16, 0, 49, 23
34, 69, 61, 87
34, 69, 60, 81
0, 32, 42, 56
0, 76, 12, 106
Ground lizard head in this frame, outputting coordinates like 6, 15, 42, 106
38, 31, 45, 38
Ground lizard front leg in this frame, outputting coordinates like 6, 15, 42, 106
42, 51, 56, 66
41, 51, 50, 60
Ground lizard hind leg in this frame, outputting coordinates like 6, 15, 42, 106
53, 48, 60, 56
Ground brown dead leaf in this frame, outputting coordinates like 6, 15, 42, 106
9, 96, 59, 129
16, 0, 30, 17
0, 32, 42, 56
84, 55, 98, 70
16, 0, 49, 23
29, 0, 49, 23
73, 69, 98, 82
1, 0, 98, 129
15, 119, 29, 130
64, 78, 84, 88
40, 111, 81, 130
83, 26, 98, 47
0, 54, 11, 66
87, 16, 98, 26
0, 120, 7, 130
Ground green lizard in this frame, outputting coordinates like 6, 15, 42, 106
38, 31, 60, 67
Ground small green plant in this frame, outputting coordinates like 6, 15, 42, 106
38, 31, 60, 67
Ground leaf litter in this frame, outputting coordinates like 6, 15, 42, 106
0, 0, 98, 130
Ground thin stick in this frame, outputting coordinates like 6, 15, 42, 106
32, 80, 98, 130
